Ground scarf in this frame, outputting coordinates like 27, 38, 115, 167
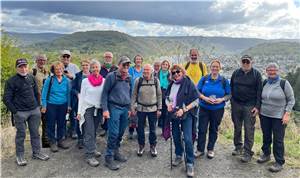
88, 74, 103, 87
267, 75, 279, 84
159, 70, 169, 89
174, 76, 184, 84
104, 63, 112, 69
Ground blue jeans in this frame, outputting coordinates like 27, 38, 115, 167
171, 113, 194, 164
137, 111, 157, 146
105, 105, 129, 157
46, 103, 68, 143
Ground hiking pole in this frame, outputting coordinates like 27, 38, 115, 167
170, 117, 173, 170
180, 119, 187, 172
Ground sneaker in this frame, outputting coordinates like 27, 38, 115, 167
128, 132, 134, 140
32, 152, 49, 161
16, 155, 27, 166
268, 162, 283, 172
71, 132, 78, 139
241, 154, 252, 163
57, 140, 69, 149
172, 156, 183, 167
50, 143, 58, 153
232, 148, 243, 156
186, 163, 194, 177
257, 154, 271, 164
137, 145, 145, 157
114, 150, 127, 162
105, 156, 120, 171
86, 157, 99, 167
94, 150, 102, 158
150, 145, 158, 157
194, 150, 205, 158
99, 130, 106, 137
207, 150, 215, 159
77, 140, 84, 149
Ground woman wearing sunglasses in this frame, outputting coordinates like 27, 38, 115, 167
165, 64, 199, 177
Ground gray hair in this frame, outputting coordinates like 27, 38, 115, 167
266, 62, 279, 70
90, 59, 101, 70
35, 54, 47, 61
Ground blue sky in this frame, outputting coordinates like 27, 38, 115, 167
1, 1, 300, 39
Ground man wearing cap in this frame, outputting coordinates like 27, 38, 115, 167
99, 51, 118, 137
101, 56, 132, 170
60, 50, 80, 139
3, 58, 49, 166
230, 55, 262, 163
31, 54, 50, 148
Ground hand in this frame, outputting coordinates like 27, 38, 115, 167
76, 114, 81, 120
131, 110, 137, 117
65, 72, 73, 79
157, 110, 162, 118
175, 109, 184, 118
77, 93, 80, 99
203, 96, 214, 104
103, 111, 110, 120
167, 104, 173, 112
67, 107, 72, 113
213, 98, 224, 104
128, 111, 132, 117
282, 112, 289, 125
41, 107, 47, 114
251, 107, 259, 117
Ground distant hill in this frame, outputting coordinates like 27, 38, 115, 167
242, 42, 300, 56
8, 32, 64, 46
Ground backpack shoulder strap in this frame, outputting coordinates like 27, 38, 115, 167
46, 76, 54, 101
32, 68, 37, 76
200, 75, 208, 93
199, 62, 204, 75
185, 62, 191, 70
136, 77, 144, 95
280, 79, 286, 91
220, 76, 227, 90
263, 79, 268, 87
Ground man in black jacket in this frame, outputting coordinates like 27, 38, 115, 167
3, 58, 49, 166
230, 55, 262, 163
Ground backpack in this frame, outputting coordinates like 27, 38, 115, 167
200, 75, 227, 93
108, 71, 131, 95
185, 61, 204, 74
46, 76, 54, 101
136, 77, 159, 107
263, 79, 286, 91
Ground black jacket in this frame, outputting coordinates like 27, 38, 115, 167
3, 74, 39, 113
71, 71, 85, 111
100, 65, 118, 78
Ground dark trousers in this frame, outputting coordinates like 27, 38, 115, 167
260, 115, 286, 165
46, 103, 68, 144
197, 107, 224, 152
231, 99, 256, 156
137, 111, 157, 146
101, 119, 108, 131
14, 107, 41, 156
83, 107, 102, 158
41, 113, 50, 147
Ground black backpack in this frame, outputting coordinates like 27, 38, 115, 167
136, 77, 159, 107
263, 79, 286, 91
185, 61, 204, 74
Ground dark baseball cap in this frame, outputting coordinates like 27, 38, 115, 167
241, 55, 252, 61
15, 58, 28, 67
118, 56, 131, 65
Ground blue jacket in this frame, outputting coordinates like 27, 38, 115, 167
71, 71, 87, 111
41, 75, 70, 108
197, 74, 230, 110
128, 66, 143, 92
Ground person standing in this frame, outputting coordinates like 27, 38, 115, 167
257, 63, 295, 172
101, 56, 132, 170
153, 61, 161, 78
3, 58, 49, 166
230, 55, 262, 162
131, 64, 162, 157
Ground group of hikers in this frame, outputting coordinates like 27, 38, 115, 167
3, 48, 295, 177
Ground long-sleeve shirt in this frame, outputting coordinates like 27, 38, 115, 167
230, 68, 262, 109
261, 79, 295, 119
65, 63, 80, 79
41, 75, 70, 108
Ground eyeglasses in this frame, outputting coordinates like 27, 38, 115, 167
122, 63, 130, 68
242, 59, 250, 64
171, 70, 181, 76
63, 55, 70, 58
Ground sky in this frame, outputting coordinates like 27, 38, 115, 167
1, 0, 300, 39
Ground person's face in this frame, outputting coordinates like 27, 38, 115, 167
119, 62, 130, 74
104, 55, 113, 64
17, 64, 29, 75
154, 63, 160, 72
91, 64, 100, 75
190, 50, 199, 63
54, 65, 63, 76
81, 62, 90, 73
266, 67, 278, 79
61, 55, 71, 66
135, 56, 143, 66
171, 68, 183, 81
36, 58, 47, 68
241, 59, 252, 71
161, 62, 169, 71
143, 65, 152, 79
210, 62, 221, 75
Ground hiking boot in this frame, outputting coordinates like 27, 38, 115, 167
241, 154, 252, 163
128, 132, 134, 140
50, 143, 58, 153
150, 145, 158, 157
137, 145, 145, 157
194, 150, 205, 158
86, 157, 99, 167
172, 156, 183, 167
94, 150, 102, 158
58, 140, 69, 149
16, 155, 27, 166
114, 150, 127, 162
77, 140, 84, 149
232, 148, 243, 156
257, 154, 271, 164
207, 150, 215, 159
186, 163, 194, 177
99, 130, 106, 137
105, 156, 120, 171
268, 162, 283, 172
32, 152, 49, 161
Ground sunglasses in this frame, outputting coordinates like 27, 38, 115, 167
122, 63, 130, 68
171, 70, 181, 76
63, 55, 70, 58
242, 59, 250, 64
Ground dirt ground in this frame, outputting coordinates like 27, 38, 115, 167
1, 132, 300, 178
